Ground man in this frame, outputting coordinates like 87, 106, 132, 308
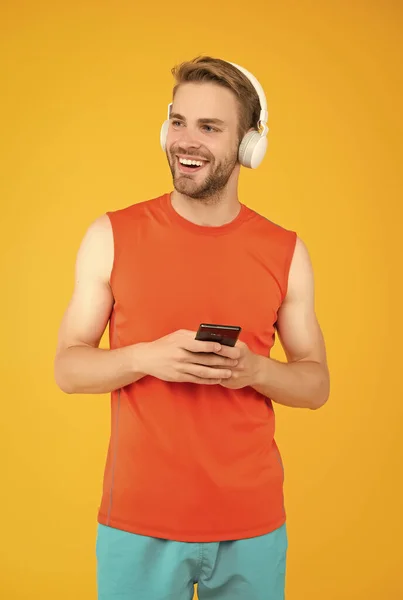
54, 56, 329, 600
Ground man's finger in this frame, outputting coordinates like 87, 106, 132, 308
183, 338, 222, 354
215, 345, 242, 360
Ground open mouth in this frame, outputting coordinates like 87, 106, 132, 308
177, 157, 208, 174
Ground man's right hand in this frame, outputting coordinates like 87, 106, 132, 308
139, 329, 241, 385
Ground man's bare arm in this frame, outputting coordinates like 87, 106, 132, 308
251, 237, 330, 409
54, 215, 147, 394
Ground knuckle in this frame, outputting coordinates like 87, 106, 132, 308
176, 350, 185, 362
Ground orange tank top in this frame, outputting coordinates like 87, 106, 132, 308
97, 192, 297, 542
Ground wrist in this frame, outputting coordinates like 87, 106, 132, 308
131, 342, 152, 377
250, 353, 267, 388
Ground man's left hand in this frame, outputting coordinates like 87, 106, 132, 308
217, 340, 262, 389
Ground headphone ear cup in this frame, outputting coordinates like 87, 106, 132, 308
160, 119, 170, 152
238, 131, 268, 169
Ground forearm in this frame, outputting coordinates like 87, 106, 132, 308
251, 355, 330, 409
54, 343, 148, 394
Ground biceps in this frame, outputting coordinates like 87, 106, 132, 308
276, 299, 327, 365
55, 279, 114, 354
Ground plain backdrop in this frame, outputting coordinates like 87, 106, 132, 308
1, 1, 402, 598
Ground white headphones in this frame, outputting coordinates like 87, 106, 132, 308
160, 61, 269, 169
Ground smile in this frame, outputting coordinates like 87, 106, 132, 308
176, 156, 208, 174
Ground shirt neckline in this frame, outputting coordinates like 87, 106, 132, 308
163, 192, 256, 236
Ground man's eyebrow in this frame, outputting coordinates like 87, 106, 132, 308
170, 112, 226, 126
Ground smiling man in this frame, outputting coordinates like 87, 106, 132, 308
54, 56, 330, 600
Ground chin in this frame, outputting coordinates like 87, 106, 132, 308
173, 173, 205, 198
175, 187, 205, 201
170, 159, 234, 201
173, 179, 214, 201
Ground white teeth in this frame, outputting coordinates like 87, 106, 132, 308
179, 158, 204, 167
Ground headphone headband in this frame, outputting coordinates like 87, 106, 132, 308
228, 61, 269, 136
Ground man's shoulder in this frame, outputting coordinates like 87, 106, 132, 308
245, 203, 296, 239
106, 193, 166, 220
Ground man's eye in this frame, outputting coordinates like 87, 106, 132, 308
172, 120, 183, 127
202, 125, 217, 133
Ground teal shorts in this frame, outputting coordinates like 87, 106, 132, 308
96, 523, 288, 599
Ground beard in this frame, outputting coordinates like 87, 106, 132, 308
167, 145, 238, 202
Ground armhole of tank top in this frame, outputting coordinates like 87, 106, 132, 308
105, 211, 118, 292
281, 230, 298, 303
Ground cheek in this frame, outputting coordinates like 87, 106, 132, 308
166, 127, 182, 149
166, 131, 176, 152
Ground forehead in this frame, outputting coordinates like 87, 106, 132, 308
172, 82, 239, 126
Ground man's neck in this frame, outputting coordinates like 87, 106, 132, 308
170, 189, 241, 228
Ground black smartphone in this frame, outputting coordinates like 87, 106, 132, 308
195, 323, 242, 347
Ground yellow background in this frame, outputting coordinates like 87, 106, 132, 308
1, 1, 402, 598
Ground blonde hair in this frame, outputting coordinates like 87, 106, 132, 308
171, 55, 261, 140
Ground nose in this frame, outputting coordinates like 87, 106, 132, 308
176, 126, 202, 150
